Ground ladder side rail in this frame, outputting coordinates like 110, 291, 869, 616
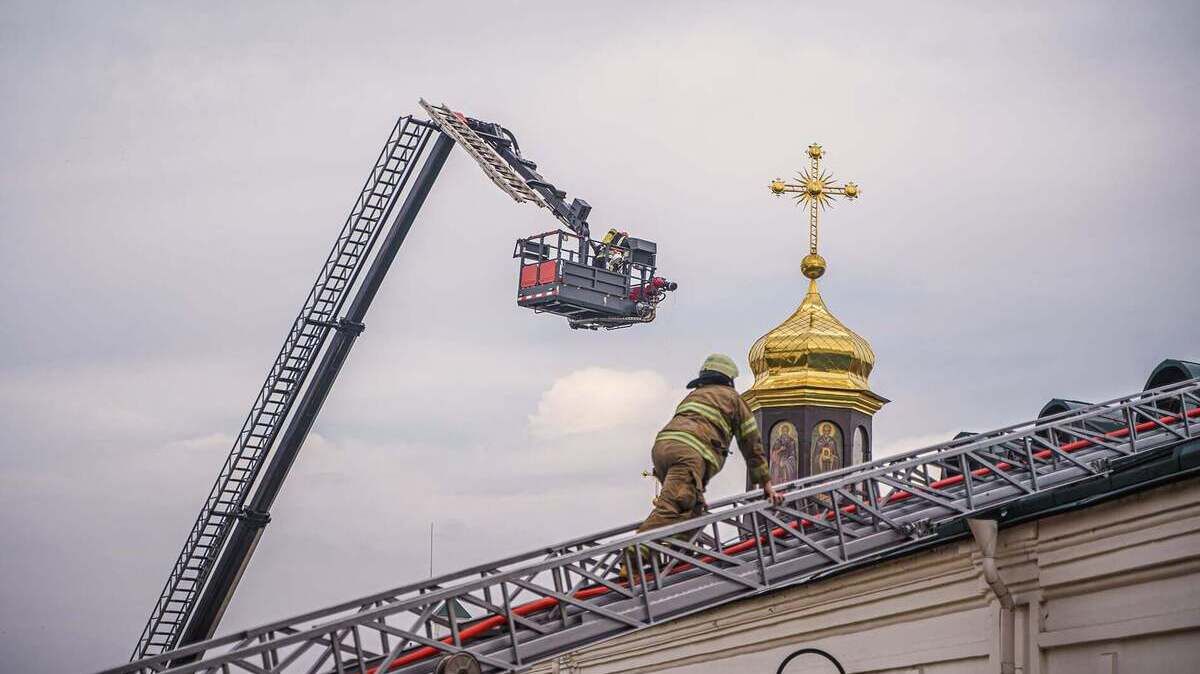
170, 130, 452, 657
112, 379, 1200, 674
472, 125, 588, 237
755, 375, 1200, 497
311, 119, 434, 326
418, 100, 546, 209
110, 423, 1175, 674
126, 374, 1195, 666
374, 428, 1187, 671
226, 118, 430, 490
113, 451, 1178, 674
131, 117, 434, 660
145, 461, 1174, 674
132, 117, 413, 655
411, 433, 1130, 667
119, 510, 651, 674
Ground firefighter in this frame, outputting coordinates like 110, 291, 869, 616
592, 228, 630, 272
637, 354, 783, 535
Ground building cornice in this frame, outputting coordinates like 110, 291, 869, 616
743, 384, 889, 416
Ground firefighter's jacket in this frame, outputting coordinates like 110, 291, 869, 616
655, 384, 770, 486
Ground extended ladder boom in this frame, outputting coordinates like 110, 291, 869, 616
420, 100, 594, 239
134, 100, 678, 663
131, 117, 441, 660
113, 378, 1200, 674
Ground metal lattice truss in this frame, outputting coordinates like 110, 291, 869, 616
418, 99, 546, 208
130, 117, 437, 660
110, 378, 1200, 674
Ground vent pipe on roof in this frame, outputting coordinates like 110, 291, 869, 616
968, 518, 1016, 674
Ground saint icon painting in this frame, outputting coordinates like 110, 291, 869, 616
811, 422, 842, 474
769, 421, 799, 485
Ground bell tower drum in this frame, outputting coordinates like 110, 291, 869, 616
747, 144, 887, 485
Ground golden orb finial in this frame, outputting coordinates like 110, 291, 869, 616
843, 182, 860, 199
807, 143, 824, 160
769, 178, 787, 195
801, 253, 826, 279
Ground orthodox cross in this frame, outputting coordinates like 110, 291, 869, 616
768, 143, 860, 279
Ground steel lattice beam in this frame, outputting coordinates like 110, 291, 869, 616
131, 117, 438, 660
106, 378, 1200, 674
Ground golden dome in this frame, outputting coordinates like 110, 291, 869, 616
744, 278, 887, 415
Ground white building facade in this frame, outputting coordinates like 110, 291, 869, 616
533, 478, 1200, 674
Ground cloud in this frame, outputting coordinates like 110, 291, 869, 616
166, 432, 235, 453
527, 368, 681, 440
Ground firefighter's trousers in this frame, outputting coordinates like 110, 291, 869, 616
637, 441, 710, 533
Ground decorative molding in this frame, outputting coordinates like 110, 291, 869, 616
744, 385, 887, 416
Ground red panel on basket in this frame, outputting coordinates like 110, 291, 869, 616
520, 265, 539, 288
519, 260, 558, 289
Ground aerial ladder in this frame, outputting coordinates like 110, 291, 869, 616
111, 368, 1200, 674
129, 101, 678, 664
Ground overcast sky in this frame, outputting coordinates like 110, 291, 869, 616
1, 2, 1198, 671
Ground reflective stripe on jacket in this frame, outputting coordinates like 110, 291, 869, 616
655, 384, 770, 485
